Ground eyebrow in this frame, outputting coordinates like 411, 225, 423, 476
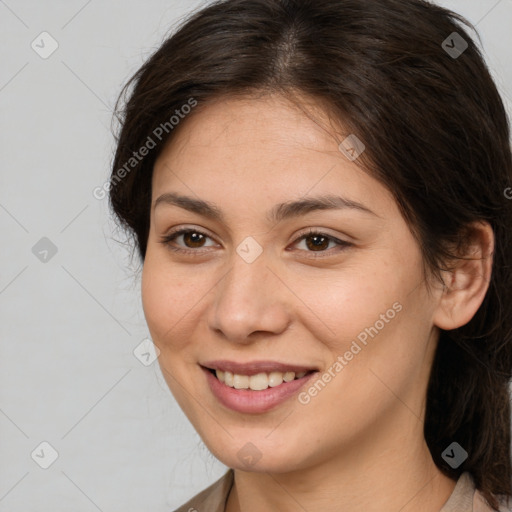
153, 192, 378, 224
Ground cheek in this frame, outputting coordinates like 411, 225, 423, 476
316, 275, 433, 418
307, 250, 428, 373
141, 248, 224, 358
141, 253, 196, 350
306, 265, 400, 342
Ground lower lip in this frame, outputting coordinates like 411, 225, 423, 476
202, 366, 317, 414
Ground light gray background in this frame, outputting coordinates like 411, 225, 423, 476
1, 1, 511, 510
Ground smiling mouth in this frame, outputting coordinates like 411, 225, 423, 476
205, 367, 316, 391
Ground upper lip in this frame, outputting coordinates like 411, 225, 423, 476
201, 360, 318, 376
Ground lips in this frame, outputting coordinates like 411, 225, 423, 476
201, 359, 318, 376
202, 365, 318, 413
198, 359, 320, 413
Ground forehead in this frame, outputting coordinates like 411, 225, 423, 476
158, 93, 339, 162
151, 94, 397, 221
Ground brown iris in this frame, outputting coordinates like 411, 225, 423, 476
183, 232, 206, 248
305, 234, 329, 251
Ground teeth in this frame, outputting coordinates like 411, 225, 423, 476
224, 371, 234, 387
233, 374, 250, 389
268, 371, 283, 387
283, 371, 295, 382
214, 369, 310, 390
249, 373, 268, 391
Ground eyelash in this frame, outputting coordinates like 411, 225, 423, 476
159, 227, 352, 258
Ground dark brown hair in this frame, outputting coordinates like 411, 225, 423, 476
109, 0, 512, 508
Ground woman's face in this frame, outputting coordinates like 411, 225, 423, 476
142, 94, 442, 473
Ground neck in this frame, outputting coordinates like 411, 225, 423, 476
225, 416, 456, 512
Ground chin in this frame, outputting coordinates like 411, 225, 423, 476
201, 433, 315, 474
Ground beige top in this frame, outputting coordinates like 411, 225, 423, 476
173, 469, 511, 512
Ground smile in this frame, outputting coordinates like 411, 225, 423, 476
200, 361, 319, 414
212, 368, 311, 391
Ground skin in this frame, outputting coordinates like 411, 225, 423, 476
141, 93, 494, 512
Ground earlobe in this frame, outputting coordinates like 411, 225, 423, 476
433, 221, 494, 331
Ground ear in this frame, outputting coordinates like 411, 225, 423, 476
433, 221, 494, 331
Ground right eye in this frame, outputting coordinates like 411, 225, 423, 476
159, 228, 218, 255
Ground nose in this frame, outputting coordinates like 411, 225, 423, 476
207, 251, 291, 344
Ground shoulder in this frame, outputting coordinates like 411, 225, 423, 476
474, 489, 512, 512
442, 472, 512, 512
172, 469, 234, 512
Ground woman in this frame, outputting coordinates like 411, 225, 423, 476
109, 0, 512, 510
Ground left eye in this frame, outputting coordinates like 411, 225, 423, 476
293, 230, 349, 253
160, 228, 351, 256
